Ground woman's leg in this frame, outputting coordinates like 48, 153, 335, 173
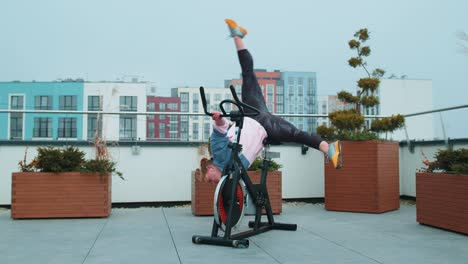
226, 19, 268, 113
263, 113, 324, 150
237, 47, 268, 113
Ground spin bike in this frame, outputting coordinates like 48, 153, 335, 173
192, 86, 297, 248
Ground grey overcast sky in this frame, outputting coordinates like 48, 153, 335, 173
1, 0, 467, 137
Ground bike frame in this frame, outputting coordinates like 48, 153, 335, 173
192, 86, 296, 248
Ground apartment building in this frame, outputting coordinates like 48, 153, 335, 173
171, 87, 234, 142
0, 81, 148, 141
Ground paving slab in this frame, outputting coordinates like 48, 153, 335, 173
0, 204, 467, 264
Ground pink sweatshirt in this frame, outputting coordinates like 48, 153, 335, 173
213, 117, 267, 165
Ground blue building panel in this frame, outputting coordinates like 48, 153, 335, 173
280, 71, 318, 133
0, 82, 84, 140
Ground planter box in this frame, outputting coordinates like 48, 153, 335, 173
11, 172, 111, 219
191, 170, 282, 216
325, 141, 400, 213
416, 172, 468, 234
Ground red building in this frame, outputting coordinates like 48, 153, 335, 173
147, 96, 180, 141
225, 69, 284, 113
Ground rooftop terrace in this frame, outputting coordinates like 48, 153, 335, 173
1, 202, 467, 264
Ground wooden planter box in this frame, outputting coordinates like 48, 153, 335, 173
325, 141, 400, 213
191, 170, 282, 216
416, 172, 468, 234
11, 172, 112, 219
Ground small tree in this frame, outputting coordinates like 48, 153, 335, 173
317, 28, 404, 141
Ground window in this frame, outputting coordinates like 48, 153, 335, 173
203, 123, 210, 141
159, 123, 165, 138
58, 118, 77, 138
88, 96, 103, 111
148, 102, 155, 111
297, 85, 303, 96
120, 96, 137, 111
10, 95, 24, 140
35, 96, 52, 110
10, 95, 24, 110
168, 103, 178, 110
33, 118, 52, 138
276, 104, 284, 114
119, 115, 137, 140
267, 85, 274, 102
148, 122, 155, 139
267, 104, 273, 112
87, 115, 102, 140
180, 93, 189, 112
59, 95, 77, 110
193, 123, 199, 141
10, 113, 23, 139
193, 95, 199, 118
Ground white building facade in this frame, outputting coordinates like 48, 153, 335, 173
83, 82, 148, 141
171, 87, 234, 142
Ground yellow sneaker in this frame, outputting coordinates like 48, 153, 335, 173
328, 141, 343, 169
225, 18, 248, 38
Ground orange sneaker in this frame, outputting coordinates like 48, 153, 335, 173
328, 140, 343, 169
225, 18, 248, 38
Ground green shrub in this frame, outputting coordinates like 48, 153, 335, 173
319, 28, 405, 140
35, 146, 85, 172
248, 157, 282, 172
18, 146, 123, 179
426, 149, 468, 174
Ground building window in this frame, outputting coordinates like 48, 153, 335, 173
58, 118, 77, 138
148, 122, 155, 139
192, 123, 199, 141
180, 93, 189, 112
88, 96, 103, 111
267, 104, 273, 112
87, 115, 102, 140
10, 95, 24, 110
120, 96, 137, 111
148, 102, 155, 111
33, 117, 52, 138
59, 95, 77, 110
10, 113, 23, 140
159, 123, 165, 138
88, 96, 103, 140
203, 123, 210, 141
276, 104, 284, 114
10, 95, 24, 140
267, 85, 274, 102
34, 96, 52, 110
119, 115, 137, 140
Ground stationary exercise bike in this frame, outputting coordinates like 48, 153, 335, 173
192, 86, 297, 248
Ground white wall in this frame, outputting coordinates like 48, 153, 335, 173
0, 143, 325, 205
379, 79, 435, 141
398, 141, 468, 197
83, 83, 147, 141
3, 141, 466, 205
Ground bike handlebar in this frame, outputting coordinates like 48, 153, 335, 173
199, 85, 260, 118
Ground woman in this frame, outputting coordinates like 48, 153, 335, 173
201, 19, 342, 184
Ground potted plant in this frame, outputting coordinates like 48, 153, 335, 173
416, 148, 468, 234
191, 157, 283, 216
317, 28, 405, 213
11, 145, 122, 219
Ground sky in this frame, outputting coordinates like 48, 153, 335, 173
1, 0, 467, 138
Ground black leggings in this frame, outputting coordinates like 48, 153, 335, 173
238, 49, 323, 150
